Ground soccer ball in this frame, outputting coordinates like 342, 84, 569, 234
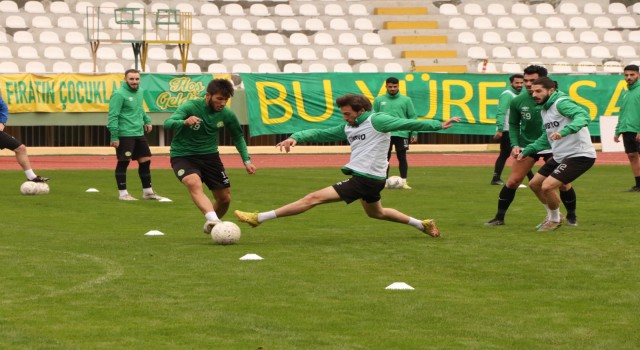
385, 176, 403, 189
34, 182, 50, 195
211, 221, 241, 245
20, 181, 38, 195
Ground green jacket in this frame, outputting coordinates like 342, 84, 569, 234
164, 98, 250, 162
508, 89, 545, 148
615, 79, 640, 135
107, 82, 151, 141
495, 86, 519, 132
372, 92, 417, 138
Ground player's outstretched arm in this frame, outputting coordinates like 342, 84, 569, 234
276, 138, 297, 153
441, 117, 461, 129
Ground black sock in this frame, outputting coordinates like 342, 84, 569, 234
139, 160, 152, 189
115, 161, 130, 191
560, 187, 577, 219
635, 176, 640, 187
526, 171, 534, 181
495, 186, 517, 220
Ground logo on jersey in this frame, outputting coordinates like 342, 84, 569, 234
216, 121, 224, 128
348, 134, 366, 142
125, 151, 132, 157
553, 163, 567, 175
128, 97, 134, 102
521, 106, 532, 120
177, 169, 185, 176
191, 123, 201, 131
544, 121, 560, 129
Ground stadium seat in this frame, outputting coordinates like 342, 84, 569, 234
200, 3, 220, 16
0, 45, 13, 59
354, 18, 375, 31
121, 47, 135, 60
50, 2, 71, 14
492, 46, 513, 59
74, 1, 92, 14
604, 30, 625, 43
215, 33, 237, 46
584, 3, 605, 15
373, 47, 394, 59
150, 2, 169, 13
155, 62, 176, 73
208, 63, 228, 73
78, 62, 96, 73
482, 31, 503, 44
206, 18, 227, 30
478, 61, 497, 73
247, 47, 269, 61
618, 16, 638, 29
541, 46, 563, 59
290, 33, 310, 46
182, 63, 202, 73
70, 46, 91, 60
532, 31, 553, 44
545, 17, 566, 29
333, 63, 353, 72
104, 62, 126, 73
297, 47, 319, 60
535, 3, 555, 15
324, 4, 345, 16
322, 47, 344, 60
556, 31, 577, 43
97, 47, 117, 60
314, 33, 335, 46
448, 17, 470, 30
222, 47, 244, 60
197, 47, 220, 61
32, 15, 53, 29
192, 33, 212, 46
497, 17, 518, 29
603, 61, 623, 73
566, 46, 588, 59
501, 62, 521, 73
148, 47, 169, 60
273, 47, 294, 60
65, 31, 86, 45
487, 4, 507, 16
593, 16, 614, 29
590, 46, 612, 59
458, 32, 479, 44
629, 30, 640, 43
125, 2, 145, 11
232, 18, 252, 31
25, 61, 47, 74
305, 18, 326, 31
13, 31, 35, 44
39, 31, 61, 44
57, 16, 79, 29
18, 46, 40, 59
384, 62, 404, 72
608, 3, 629, 15
329, 18, 350, 30
283, 63, 303, 73
339, 32, 359, 45
274, 4, 295, 16
633, 2, 640, 14
5, 15, 27, 29
249, 3, 270, 16
506, 31, 527, 44
281, 18, 302, 31
511, 3, 531, 15
473, 17, 494, 29
568, 16, 590, 29
231, 63, 252, 73
358, 63, 378, 73
0, 32, 7, 44
258, 63, 279, 73
299, 4, 320, 16
348, 47, 369, 60
467, 46, 488, 59
559, 3, 580, 15
265, 33, 286, 46
439, 4, 459, 15
240, 32, 261, 46
521, 17, 542, 29
42, 46, 67, 60
52, 61, 73, 73
0, 61, 20, 73
463, 3, 484, 15
617, 45, 638, 59
551, 62, 572, 73
579, 31, 601, 44
305, 63, 326, 73
516, 46, 538, 59
0, 0, 18, 13
348, 4, 369, 16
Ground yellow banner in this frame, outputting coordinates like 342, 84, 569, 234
0, 74, 121, 113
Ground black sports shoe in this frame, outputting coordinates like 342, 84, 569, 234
490, 179, 504, 185
29, 176, 49, 183
625, 186, 640, 192
484, 218, 505, 226
566, 216, 578, 227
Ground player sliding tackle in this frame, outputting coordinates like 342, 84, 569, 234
235, 93, 460, 237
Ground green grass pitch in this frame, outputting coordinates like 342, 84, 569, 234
1, 165, 639, 349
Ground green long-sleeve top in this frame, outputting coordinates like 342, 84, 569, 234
107, 82, 151, 141
163, 98, 250, 162
508, 90, 546, 149
495, 86, 519, 132
290, 111, 442, 179
615, 79, 640, 135
372, 92, 418, 138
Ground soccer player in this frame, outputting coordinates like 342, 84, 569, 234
164, 79, 256, 234
519, 77, 596, 231
234, 93, 460, 237
373, 77, 417, 189
0, 90, 49, 183
613, 64, 640, 192
485, 65, 578, 227
490, 74, 531, 185
107, 69, 167, 201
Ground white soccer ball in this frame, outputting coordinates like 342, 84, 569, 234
34, 182, 50, 195
211, 221, 241, 245
20, 181, 38, 195
385, 176, 403, 189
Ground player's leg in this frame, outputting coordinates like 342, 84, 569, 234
385, 138, 394, 178
115, 137, 135, 200
559, 183, 577, 225
491, 132, 510, 185
1, 132, 47, 182
486, 155, 536, 225
360, 200, 440, 237
396, 138, 411, 188
622, 132, 640, 191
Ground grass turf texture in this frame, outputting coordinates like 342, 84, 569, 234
1, 166, 639, 349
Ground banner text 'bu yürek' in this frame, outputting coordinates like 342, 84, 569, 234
240, 73, 627, 137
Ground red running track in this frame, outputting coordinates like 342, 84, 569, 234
0, 152, 629, 170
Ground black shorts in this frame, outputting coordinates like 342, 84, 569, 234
537, 156, 596, 184
170, 153, 230, 190
529, 151, 553, 162
0, 131, 22, 151
621, 132, 640, 154
332, 175, 386, 204
389, 136, 409, 152
116, 136, 151, 161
